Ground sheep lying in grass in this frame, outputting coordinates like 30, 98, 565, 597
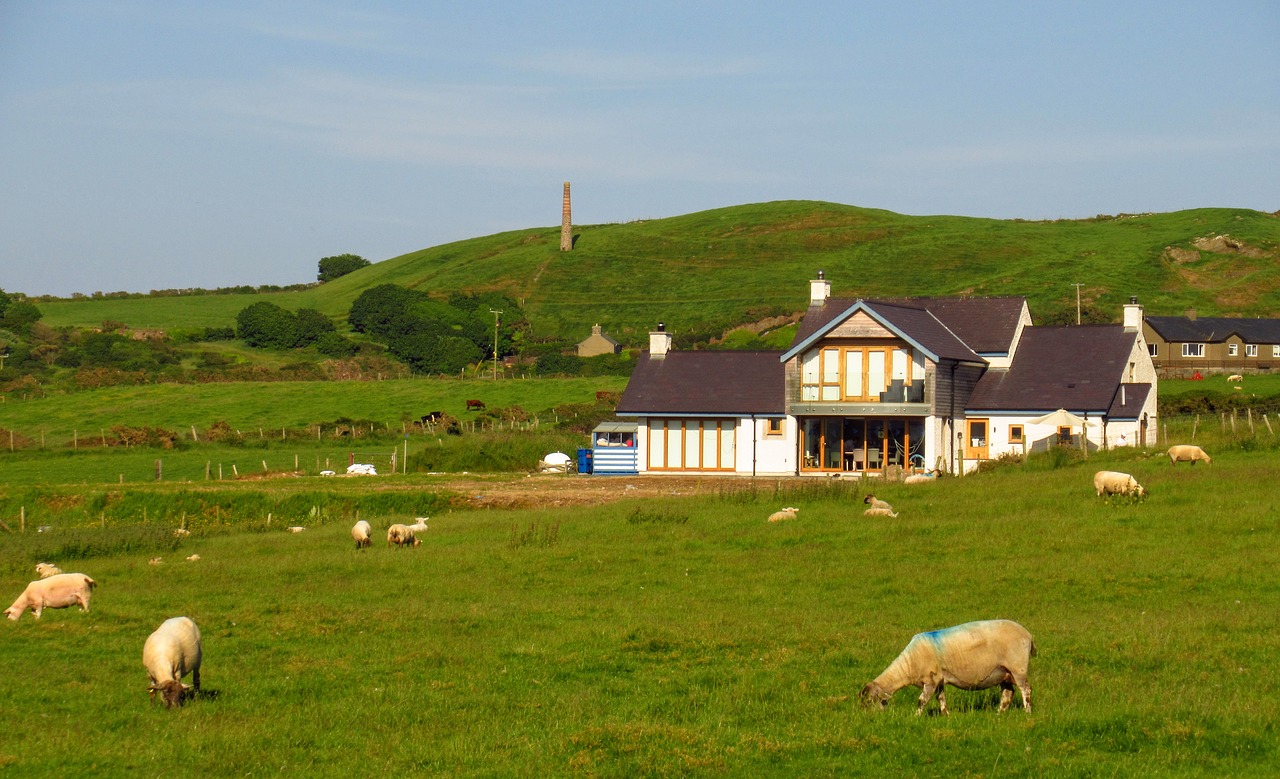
352, 520, 372, 549
767, 507, 799, 522
1093, 470, 1147, 498
1167, 444, 1211, 466
863, 495, 898, 517
387, 524, 421, 548
5, 573, 97, 621
35, 562, 62, 579
860, 619, 1036, 715
143, 616, 202, 709
173, 528, 191, 538
287, 526, 307, 533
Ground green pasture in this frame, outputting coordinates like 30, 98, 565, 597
0, 376, 626, 445
34, 203, 1280, 340
1, 444, 1277, 776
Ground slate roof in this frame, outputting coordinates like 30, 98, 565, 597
966, 326, 1139, 414
616, 350, 785, 416
1145, 316, 1280, 344
1108, 383, 1153, 420
790, 296, 1024, 361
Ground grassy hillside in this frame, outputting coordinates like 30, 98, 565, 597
36, 202, 1280, 345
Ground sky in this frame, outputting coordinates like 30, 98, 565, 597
1, 1, 1277, 298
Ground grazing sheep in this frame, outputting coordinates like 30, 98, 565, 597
863, 495, 898, 517
1227, 374, 1243, 382
35, 562, 63, 579
767, 507, 799, 522
5, 573, 97, 621
148, 557, 164, 566
143, 616, 202, 709
860, 619, 1036, 715
173, 528, 191, 538
386, 524, 421, 548
1093, 470, 1147, 498
1167, 444, 1212, 466
185, 554, 201, 562
351, 520, 372, 549
287, 526, 307, 533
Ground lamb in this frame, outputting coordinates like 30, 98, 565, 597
1167, 444, 1211, 465
1227, 374, 1243, 382
5, 573, 97, 621
173, 528, 191, 538
409, 517, 430, 532
863, 494, 898, 517
860, 619, 1036, 715
287, 526, 307, 533
35, 562, 63, 579
767, 507, 799, 522
143, 616, 202, 709
352, 520, 372, 549
386, 523, 421, 548
185, 554, 201, 562
1093, 470, 1147, 498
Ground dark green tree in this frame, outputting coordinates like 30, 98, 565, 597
348, 284, 431, 336
293, 308, 336, 347
236, 302, 298, 349
318, 254, 371, 282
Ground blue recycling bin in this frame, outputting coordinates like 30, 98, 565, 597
576, 447, 593, 474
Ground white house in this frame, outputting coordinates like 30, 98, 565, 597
614, 273, 1157, 477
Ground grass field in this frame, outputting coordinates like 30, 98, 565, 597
1, 431, 1277, 776
34, 203, 1280, 344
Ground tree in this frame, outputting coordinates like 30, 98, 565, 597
236, 302, 297, 349
318, 254, 371, 282
293, 308, 336, 347
0, 300, 42, 334
348, 284, 431, 336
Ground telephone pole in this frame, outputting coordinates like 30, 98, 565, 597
490, 309, 502, 380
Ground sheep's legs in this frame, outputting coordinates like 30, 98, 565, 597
917, 681, 947, 715
998, 682, 1014, 712
1015, 675, 1033, 712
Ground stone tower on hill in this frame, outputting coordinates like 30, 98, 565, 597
560, 181, 572, 251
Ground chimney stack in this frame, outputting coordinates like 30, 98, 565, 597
649, 322, 672, 359
1122, 295, 1143, 331
809, 270, 830, 307
560, 182, 572, 251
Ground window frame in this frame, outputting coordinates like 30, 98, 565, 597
1181, 343, 1205, 358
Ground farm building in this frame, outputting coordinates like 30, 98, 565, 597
615, 273, 1157, 477
1143, 311, 1280, 377
576, 324, 622, 357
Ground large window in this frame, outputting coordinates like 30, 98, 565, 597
1245, 344, 1257, 357
1228, 344, 1238, 356
801, 417, 924, 472
648, 419, 735, 471
1182, 343, 1205, 358
801, 345, 922, 402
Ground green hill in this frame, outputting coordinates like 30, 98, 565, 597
35, 201, 1280, 344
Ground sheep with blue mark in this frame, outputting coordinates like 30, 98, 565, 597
860, 619, 1036, 715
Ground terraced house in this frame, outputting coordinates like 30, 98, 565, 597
1143, 312, 1280, 377
613, 273, 1157, 477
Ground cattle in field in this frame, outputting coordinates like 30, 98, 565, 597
466, 399, 486, 411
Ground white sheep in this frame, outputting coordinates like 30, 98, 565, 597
409, 517, 430, 532
352, 520, 372, 549
860, 619, 1036, 715
5, 573, 97, 621
149, 557, 164, 566
1093, 470, 1147, 498
1227, 374, 1243, 382
287, 526, 307, 533
386, 523, 421, 548
173, 528, 191, 538
767, 507, 799, 522
1167, 444, 1211, 466
186, 554, 201, 562
863, 495, 898, 517
35, 562, 63, 579
143, 616, 202, 709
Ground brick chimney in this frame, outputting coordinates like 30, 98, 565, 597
560, 182, 572, 252
809, 270, 830, 307
1123, 295, 1143, 331
649, 322, 672, 359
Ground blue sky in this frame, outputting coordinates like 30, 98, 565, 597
2, 1, 1277, 297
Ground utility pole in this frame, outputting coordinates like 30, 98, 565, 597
490, 309, 502, 381
1072, 283, 1084, 324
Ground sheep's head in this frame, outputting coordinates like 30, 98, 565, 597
4, 605, 22, 621
859, 682, 890, 710
862, 495, 876, 505
149, 680, 186, 709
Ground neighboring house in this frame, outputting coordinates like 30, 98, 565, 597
577, 324, 622, 357
1143, 312, 1280, 376
616, 274, 1157, 477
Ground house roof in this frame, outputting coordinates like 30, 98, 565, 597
1145, 316, 1280, 344
616, 350, 785, 416
787, 296, 1024, 363
967, 325, 1139, 414
785, 298, 986, 364
1108, 383, 1153, 420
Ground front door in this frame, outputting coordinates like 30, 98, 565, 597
965, 419, 989, 461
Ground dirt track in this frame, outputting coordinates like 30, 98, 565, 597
427, 473, 773, 510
